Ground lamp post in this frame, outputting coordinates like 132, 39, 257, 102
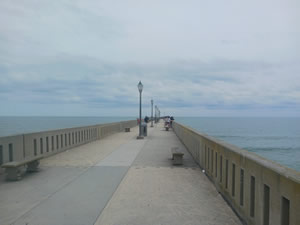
156, 106, 159, 123
151, 99, 154, 127
137, 81, 143, 138
155, 105, 157, 123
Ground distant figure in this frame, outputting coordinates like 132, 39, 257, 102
144, 116, 149, 123
164, 117, 168, 127
166, 117, 171, 127
170, 116, 174, 127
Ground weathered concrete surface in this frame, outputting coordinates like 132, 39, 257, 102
13, 166, 128, 225
96, 138, 146, 167
1, 123, 242, 225
132, 126, 197, 168
96, 167, 241, 225
0, 126, 141, 225
0, 120, 137, 171
95, 124, 242, 225
41, 128, 140, 167
0, 167, 87, 225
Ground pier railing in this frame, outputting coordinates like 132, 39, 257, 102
173, 122, 300, 225
0, 120, 137, 172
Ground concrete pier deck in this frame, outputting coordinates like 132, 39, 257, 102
0, 123, 242, 225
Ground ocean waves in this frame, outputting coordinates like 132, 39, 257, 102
176, 117, 300, 171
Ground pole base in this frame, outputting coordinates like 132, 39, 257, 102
137, 136, 144, 139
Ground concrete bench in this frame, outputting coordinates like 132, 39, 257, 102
125, 127, 130, 132
1, 155, 43, 181
171, 147, 184, 165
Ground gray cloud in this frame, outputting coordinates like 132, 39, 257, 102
1, 56, 299, 115
0, 0, 299, 116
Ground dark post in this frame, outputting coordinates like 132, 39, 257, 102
151, 99, 154, 127
137, 81, 143, 138
155, 105, 158, 123
139, 90, 142, 136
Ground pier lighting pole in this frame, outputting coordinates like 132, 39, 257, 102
151, 99, 154, 127
158, 109, 160, 120
137, 81, 143, 138
155, 105, 157, 123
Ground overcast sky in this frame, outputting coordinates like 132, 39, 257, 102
0, 0, 299, 117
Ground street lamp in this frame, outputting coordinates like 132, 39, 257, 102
151, 99, 154, 127
137, 81, 143, 139
155, 105, 158, 123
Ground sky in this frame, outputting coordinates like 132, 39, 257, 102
0, 0, 299, 117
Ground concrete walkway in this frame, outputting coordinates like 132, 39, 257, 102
0, 123, 242, 225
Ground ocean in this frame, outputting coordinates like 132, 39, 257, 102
176, 117, 300, 171
0, 116, 299, 171
0, 116, 135, 137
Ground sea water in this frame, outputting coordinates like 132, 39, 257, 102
0, 116, 134, 137
176, 117, 300, 171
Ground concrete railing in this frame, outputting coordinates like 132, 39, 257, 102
173, 122, 300, 225
0, 120, 137, 172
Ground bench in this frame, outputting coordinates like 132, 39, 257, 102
171, 147, 184, 165
1, 155, 43, 181
125, 127, 130, 132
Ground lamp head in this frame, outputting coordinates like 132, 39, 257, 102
137, 81, 143, 93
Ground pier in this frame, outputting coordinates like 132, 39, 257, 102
0, 120, 299, 225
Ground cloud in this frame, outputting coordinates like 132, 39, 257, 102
0, 55, 299, 116
1, 0, 300, 64
0, 0, 299, 116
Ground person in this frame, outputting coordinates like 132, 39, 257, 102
170, 116, 174, 127
144, 116, 149, 123
166, 116, 171, 127
164, 117, 168, 127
